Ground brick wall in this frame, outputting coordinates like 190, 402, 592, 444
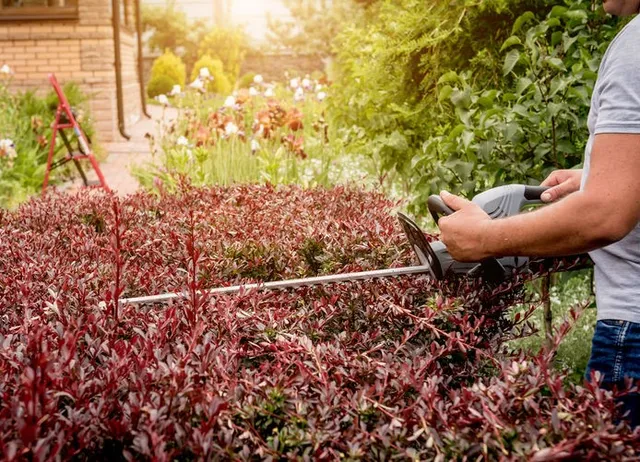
0, 0, 142, 141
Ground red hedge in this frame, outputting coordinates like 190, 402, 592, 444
0, 185, 637, 460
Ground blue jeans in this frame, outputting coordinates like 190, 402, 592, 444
585, 319, 640, 428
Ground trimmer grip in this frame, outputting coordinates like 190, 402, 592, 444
428, 195, 455, 225
523, 185, 550, 202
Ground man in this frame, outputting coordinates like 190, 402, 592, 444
438, 0, 640, 426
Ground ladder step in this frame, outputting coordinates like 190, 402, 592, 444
67, 153, 90, 160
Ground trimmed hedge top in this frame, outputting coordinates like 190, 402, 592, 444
0, 185, 637, 460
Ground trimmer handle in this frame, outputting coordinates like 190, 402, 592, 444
428, 195, 455, 225
472, 184, 550, 219
523, 185, 549, 201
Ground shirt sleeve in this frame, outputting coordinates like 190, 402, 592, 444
594, 25, 640, 135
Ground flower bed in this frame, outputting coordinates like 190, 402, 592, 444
0, 185, 637, 460
136, 76, 374, 193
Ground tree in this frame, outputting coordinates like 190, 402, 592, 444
266, 0, 378, 57
141, 1, 208, 71
198, 27, 248, 84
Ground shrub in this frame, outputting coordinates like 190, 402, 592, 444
147, 50, 186, 98
237, 71, 256, 89
329, 0, 619, 214
198, 27, 247, 84
146, 74, 174, 98
0, 184, 637, 459
190, 55, 232, 95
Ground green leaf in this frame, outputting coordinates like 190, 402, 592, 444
547, 102, 563, 117
512, 11, 535, 34
546, 18, 561, 28
500, 36, 522, 52
504, 122, 520, 142
438, 85, 453, 102
545, 57, 566, 71
549, 6, 567, 18
562, 35, 578, 53
450, 88, 471, 109
549, 77, 568, 97
448, 124, 466, 140
503, 49, 521, 76
453, 161, 474, 178
461, 131, 474, 150
516, 77, 533, 96
565, 10, 588, 23
437, 71, 460, 85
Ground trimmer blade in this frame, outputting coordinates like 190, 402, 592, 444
397, 212, 443, 280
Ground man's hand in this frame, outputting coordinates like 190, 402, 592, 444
540, 169, 582, 203
438, 191, 493, 262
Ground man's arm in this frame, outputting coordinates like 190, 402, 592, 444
438, 133, 640, 261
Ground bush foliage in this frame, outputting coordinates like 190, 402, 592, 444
198, 27, 248, 86
329, 0, 621, 215
147, 50, 186, 98
190, 55, 232, 95
0, 185, 638, 459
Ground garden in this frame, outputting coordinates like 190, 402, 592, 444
1, 0, 639, 459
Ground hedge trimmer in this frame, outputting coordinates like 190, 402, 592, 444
120, 184, 589, 305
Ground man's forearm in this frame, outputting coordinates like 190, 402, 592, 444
483, 191, 622, 258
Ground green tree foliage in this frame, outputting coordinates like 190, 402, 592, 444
414, 3, 619, 204
147, 50, 186, 98
198, 27, 248, 84
190, 55, 232, 95
267, 0, 377, 57
329, 0, 621, 214
141, 1, 207, 71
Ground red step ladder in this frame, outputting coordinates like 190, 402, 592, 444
42, 74, 110, 193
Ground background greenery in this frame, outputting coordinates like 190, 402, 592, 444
0, 79, 96, 209
328, 0, 622, 215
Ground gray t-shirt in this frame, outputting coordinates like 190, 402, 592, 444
582, 14, 640, 323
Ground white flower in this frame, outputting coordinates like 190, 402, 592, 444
315, 84, 323, 92
316, 91, 327, 102
224, 122, 239, 136
290, 78, 300, 89
98, 301, 107, 310
189, 78, 204, 91
302, 78, 312, 90
156, 94, 170, 105
294, 87, 305, 102
170, 84, 181, 95
224, 96, 236, 108
253, 74, 264, 84
251, 139, 260, 153
0, 64, 12, 75
249, 87, 259, 97
176, 136, 189, 146
0, 139, 16, 159
264, 87, 275, 98
199, 67, 211, 79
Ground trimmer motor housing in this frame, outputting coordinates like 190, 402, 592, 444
398, 185, 549, 283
